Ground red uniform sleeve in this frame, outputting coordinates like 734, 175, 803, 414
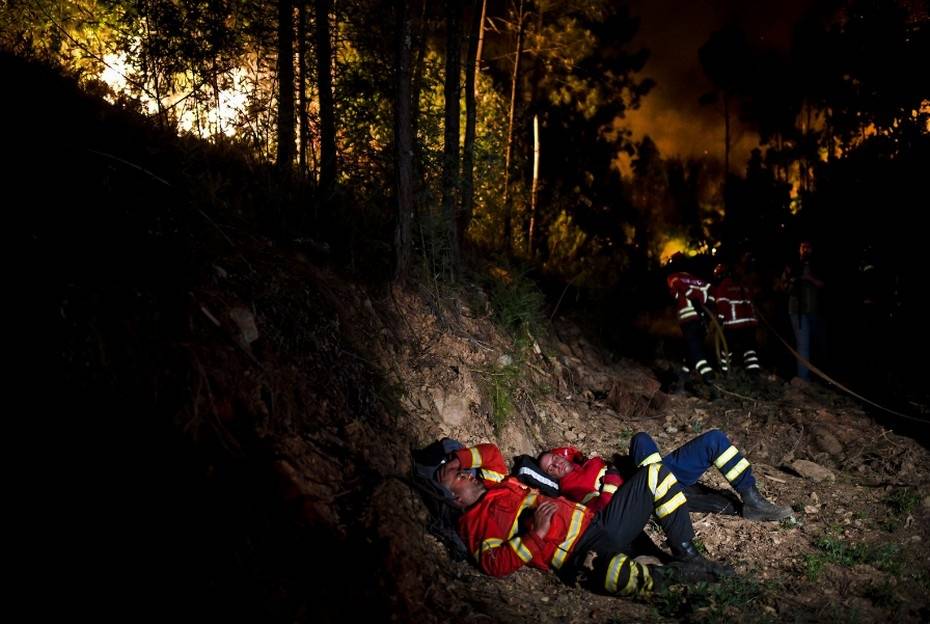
585, 469, 623, 513
453, 443, 508, 483
476, 530, 546, 577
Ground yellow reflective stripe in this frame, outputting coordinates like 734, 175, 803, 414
623, 559, 640, 595
509, 536, 533, 563
508, 492, 538, 538
482, 469, 505, 482
602, 483, 618, 495
475, 538, 503, 559
469, 447, 482, 467
656, 491, 687, 518
714, 445, 739, 468
641, 564, 654, 595
725, 457, 750, 482
581, 490, 599, 504
638, 452, 662, 467
647, 463, 659, 495
551, 505, 586, 569
604, 554, 627, 593
595, 466, 607, 485
654, 473, 678, 501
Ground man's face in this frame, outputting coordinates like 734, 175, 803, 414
799, 241, 813, 260
440, 467, 486, 508
539, 452, 574, 479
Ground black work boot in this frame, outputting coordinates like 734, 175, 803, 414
669, 541, 735, 580
739, 485, 793, 522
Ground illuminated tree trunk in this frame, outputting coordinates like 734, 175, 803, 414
461, 0, 485, 248
298, 0, 309, 179
442, 0, 463, 273
528, 113, 540, 257
277, 0, 296, 172
721, 89, 730, 212
502, 0, 525, 253
394, 0, 415, 280
316, 0, 336, 197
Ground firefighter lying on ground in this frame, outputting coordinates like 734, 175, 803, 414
434, 442, 734, 598
523, 430, 791, 523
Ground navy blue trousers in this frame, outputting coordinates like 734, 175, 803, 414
629, 429, 756, 492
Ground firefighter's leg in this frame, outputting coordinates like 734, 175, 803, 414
664, 429, 756, 491
668, 430, 790, 521
585, 466, 680, 597
682, 321, 714, 381
629, 432, 663, 469
731, 328, 760, 373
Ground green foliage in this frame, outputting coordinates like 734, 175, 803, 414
883, 487, 919, 516
485, 360, 521, 434
653, 575, 777, 624
486, 268, 546, 341
862, 578, 900, 609
803, 528, 903, 580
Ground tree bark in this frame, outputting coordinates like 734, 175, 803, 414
315, 0, 336, 197
502, 0, 525, 253
460, 0, 484, 249
528, 113, 540, 257
297, 0, 309, 179
277, 0, 296, 172
394, 0, 415, 280
442, 0, 463, 274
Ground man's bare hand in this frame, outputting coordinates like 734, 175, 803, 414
533, 501, 558, 539
438, 456, 461, 486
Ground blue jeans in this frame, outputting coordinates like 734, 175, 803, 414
790, 313, 820, 381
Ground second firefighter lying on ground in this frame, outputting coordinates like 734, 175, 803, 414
436, 442, 734, 597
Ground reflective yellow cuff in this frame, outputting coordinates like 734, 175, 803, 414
604, 554, 628, 594
654, 473, 677, 501
656, 491, 687, 518
482, 469, 505, 482
509, 536, 533, 563
638, 452, 662, 467
714, 445, 738, 468
725, 457, 750, 482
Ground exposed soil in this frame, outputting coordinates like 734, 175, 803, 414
16, 51, 929, 623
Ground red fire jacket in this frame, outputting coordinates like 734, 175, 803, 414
453, 444, 594, 577
712, 277, 758, 329
667, 272, 713, 324
548, 446, 624, 512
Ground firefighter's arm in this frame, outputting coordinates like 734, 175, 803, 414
584, 467, 623, 513
453, 443, 508, 483
475, 504, 553, 577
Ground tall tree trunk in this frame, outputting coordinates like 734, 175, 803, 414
528, 113, 540, 257
298, 0, 309, 179
461, 0, 483, 249
442, 0, 463, 275
474, 0, 487, 94
315, 0, 336, 197
502, 0, 525, 253
394, 0, 414, 281
410, 0, 428, 179
277, 0, 296, 172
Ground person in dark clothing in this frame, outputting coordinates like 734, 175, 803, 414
781, 240, 825, 381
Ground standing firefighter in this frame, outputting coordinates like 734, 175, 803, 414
666, 255, 716, 383
711, 262, 761, 376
